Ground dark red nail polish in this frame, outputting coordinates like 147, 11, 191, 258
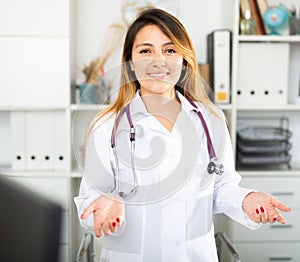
260, 207, 264, 213
112, 222, 116, 227
116, 218, 120, 223
273, 217, 277, 221
256, 209, 259, 214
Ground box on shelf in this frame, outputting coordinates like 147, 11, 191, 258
236, 43, 289, 106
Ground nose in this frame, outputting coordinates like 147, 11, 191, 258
152, 52, 166, 67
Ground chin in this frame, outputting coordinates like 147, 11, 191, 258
140, 80, 174, 95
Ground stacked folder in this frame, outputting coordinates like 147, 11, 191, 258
10, 110, 68, 171
236, 117, 292, 169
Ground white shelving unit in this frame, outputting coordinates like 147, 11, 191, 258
1, 0, 300, 261
220, 0, 300, 261
0, 1, 82, 261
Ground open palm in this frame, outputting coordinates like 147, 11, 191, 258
242, 191, 291, 224
81, 195, 125, 237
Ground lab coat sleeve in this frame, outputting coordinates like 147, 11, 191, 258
74, 120, 126, 235
212, 113, 261, 230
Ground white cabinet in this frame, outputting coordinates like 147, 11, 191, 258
228, 175, 300, 262
223, 1, 300, 260
234, 243, 300, 262
0, 37, 70, 107
0, 0, 77, 261
0, 0, 69, 36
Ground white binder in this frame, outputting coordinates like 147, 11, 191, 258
237, 43, 289, 106
25, 111, 41, 170
39, 111, 55, 170
53, 111, 68, 171
207, 30, 231, 104
10, 111, 27, 170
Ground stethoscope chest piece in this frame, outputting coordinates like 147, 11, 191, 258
207, 158, 224, 175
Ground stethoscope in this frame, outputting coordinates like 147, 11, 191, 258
110, 98, 224, 198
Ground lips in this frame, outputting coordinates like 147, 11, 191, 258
148, 72, 170, 79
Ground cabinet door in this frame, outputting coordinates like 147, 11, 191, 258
0, 37, 70, 107
230, 209, 300, 241
235, 242, 300, 262
0, 0, 69, 36
240, 177, 300, 208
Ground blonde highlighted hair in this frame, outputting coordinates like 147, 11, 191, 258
85, 7, 213, 141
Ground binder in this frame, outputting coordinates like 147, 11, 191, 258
25, 111, 41, 170
39, 111, 54, 170
207, 30, 232, 104
10, 111, 27, 170
53, 111, 68, 171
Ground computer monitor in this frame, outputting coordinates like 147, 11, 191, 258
0, 176, 62, 262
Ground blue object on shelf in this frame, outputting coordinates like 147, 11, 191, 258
78, 83, 97, 104
264, 4, 290, 35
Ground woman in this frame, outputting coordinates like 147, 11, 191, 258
74, 8, 290, 261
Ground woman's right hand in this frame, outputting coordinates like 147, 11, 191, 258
80, 195, 125, 237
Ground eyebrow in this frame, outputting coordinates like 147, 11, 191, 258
135, 42, 174, 49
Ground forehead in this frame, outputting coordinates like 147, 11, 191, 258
133, 24, 171, 45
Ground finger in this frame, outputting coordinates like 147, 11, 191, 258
81, 203, 96, 220
269, 216, 278, 224
94, 222, 102, 238
102, 222, 112, 236
259, 206, 268, 224
115, 217, 121, 226
276, 213, 287, 224
110, 221, 117, 233
271, 197, 291, 212
249, 207, 261, 223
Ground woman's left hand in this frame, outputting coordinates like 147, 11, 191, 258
242, 191, 291, 224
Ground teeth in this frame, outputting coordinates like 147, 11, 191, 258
149, 73, 168, 77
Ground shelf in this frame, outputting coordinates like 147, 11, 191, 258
70, 103, 108, 111
238, 168, 300, 177
0, 169, 75, 178
238, 35, 300, 43
236, 104, 300, 111
218, 104, 234, 110
0, 105, 67, 111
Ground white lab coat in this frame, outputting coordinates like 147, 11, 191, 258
74, 91, 260, 262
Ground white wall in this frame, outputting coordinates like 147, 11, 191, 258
73, 0, 235, 83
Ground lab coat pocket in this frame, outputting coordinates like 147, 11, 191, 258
187, 227, 218, 262
186, 193, 214, 240
102, 205, 144, 254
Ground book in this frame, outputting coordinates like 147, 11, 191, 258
240, 0, 265, 35
255, 0, 270, 34
249, 0, 265, 35
240, 0, 251, 17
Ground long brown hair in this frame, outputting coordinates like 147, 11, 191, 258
85, 7, 213, 140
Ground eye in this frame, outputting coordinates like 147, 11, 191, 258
165, 48, 177, 54
139, 49, 151, 54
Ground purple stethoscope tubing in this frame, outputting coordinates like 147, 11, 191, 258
110, 99, 224, 198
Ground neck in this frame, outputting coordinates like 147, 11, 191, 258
140, 90, 181, 133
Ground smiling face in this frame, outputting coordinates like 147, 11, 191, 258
131, 24, 184, 99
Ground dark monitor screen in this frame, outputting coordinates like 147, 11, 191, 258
0, 176, 62, 262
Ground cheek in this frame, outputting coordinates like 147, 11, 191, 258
169, 60, 184, 81
132, 60, 149, 79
